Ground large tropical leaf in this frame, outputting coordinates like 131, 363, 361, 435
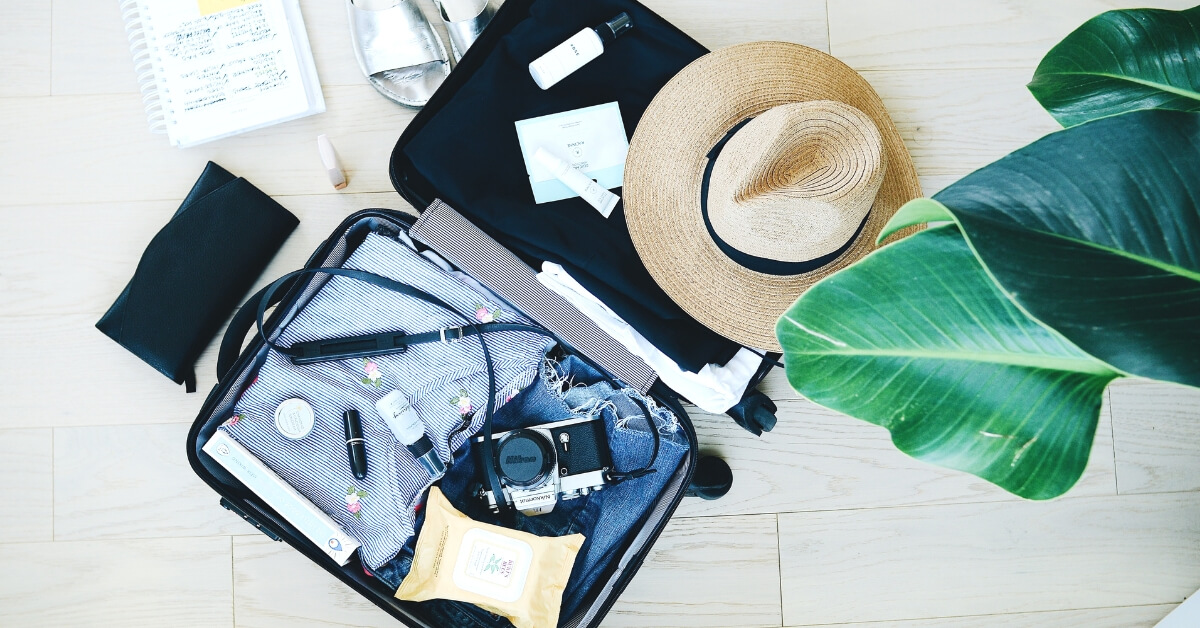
1028, 6, 1200, 127
882, 109, 1200, 388
777, 226, 1118, 500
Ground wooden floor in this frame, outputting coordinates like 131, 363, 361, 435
2, 1, 1198, 626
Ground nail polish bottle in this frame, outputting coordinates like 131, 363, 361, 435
529, 13, 633, 90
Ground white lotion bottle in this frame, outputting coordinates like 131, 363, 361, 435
374, 390, 446, 480
534, 147, 620, 217
529, 13, 633, 90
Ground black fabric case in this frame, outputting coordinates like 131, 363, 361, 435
97, 162, 298, 391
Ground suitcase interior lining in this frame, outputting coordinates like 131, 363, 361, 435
190, 212, 697, 628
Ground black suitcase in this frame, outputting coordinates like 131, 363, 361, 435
187, 1, 779, 625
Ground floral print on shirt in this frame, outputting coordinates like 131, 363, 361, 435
361, 358, 383, 388
474, 303, 501, 323
450, 389, 473, 418
345, 486, 367, 518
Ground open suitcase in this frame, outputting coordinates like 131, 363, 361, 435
187, 1, 779, 626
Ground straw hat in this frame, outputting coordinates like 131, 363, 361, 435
624, 41, 923, 351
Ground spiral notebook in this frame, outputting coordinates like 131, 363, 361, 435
122, 0, 325, 148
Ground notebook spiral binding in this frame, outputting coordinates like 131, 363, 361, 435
121, 0, 170, 134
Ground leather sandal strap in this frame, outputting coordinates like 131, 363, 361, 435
439, 0, 496, 60
348, 0, 446, 76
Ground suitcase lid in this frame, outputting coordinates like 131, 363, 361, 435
388, 0, 708, 210
387, 0, 756, 372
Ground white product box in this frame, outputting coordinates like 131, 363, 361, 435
203, 430, 361, 565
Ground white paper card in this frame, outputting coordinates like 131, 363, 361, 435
515, 102, 629, 204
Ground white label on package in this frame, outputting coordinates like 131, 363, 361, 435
452, 527, 533, 603
515, 102, 629, 205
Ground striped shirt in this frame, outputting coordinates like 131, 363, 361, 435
223, 232, 547, 569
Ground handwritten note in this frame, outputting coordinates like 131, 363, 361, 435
159, 3, 295, 115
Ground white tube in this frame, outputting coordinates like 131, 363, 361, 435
375, 390, 424, 445
528, 28, 605, 90
375, 390, 446, 480
317, 134, 346, 190
533, 147, 620, 217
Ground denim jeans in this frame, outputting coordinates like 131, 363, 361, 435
369, 353, 690, 626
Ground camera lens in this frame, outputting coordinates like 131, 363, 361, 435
495, 429, 554, 489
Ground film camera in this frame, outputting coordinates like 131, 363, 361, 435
474, 416, 613, 515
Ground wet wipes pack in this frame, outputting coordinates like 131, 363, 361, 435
395, 487, 584, 628
515, 102, 629, 204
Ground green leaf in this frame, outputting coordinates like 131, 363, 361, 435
1028, 6, 1200, 127
882, 109, 1200, 387
778, 226, 1119, 500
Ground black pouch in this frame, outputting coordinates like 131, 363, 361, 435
96, 162, 299, 391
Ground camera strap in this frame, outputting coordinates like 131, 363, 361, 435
252, 264, 662, 517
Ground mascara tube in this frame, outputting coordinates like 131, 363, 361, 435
343, 409, 368, 479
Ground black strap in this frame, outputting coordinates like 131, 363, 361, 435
283, 322, 548, 365
218, 280, 295, 381
245, 266, 660, 514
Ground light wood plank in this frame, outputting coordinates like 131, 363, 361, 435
50, 0, 141, 96
0, 312, 217, 429
0, 536, 233, 627
0, 85, 415, 208
54, 423, 252, 540
778, 493, 1200, 625
829, 0, 1199, 71
862, 69, 1060, 179
675, 396, 1115, 519
0, 197, 414, 431
233, 535, 397, 628
602, 514, 782, 628
644, 0, 829, 52
1110, 379, 1200, 495
0, 3, 51, 97
0, 429, 54, 542
0, 192, 412, 319
788, 604, 1177, 627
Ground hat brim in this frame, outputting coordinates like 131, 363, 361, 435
624, 41, 924, 351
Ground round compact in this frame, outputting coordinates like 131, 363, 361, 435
495, 429, 554, 489
274, 398, 315, 440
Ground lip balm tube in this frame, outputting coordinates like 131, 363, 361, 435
533, 147, 620, 217
343, 409, 368, 480
374, 391, 446, 481
317, 134, 347, 190
529, 13, 633, 90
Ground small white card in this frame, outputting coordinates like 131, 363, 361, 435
515, 102, 629, 204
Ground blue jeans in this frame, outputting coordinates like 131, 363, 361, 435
370, 354, 690, 626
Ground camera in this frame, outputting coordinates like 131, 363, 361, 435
473, 416, 613, 515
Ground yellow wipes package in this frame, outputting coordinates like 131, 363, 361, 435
396, 487, 585, 628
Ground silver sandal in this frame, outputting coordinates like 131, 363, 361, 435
347, 0, 451, 108
435, 0, 499, 62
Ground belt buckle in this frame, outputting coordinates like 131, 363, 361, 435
440, 326, 465, 343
